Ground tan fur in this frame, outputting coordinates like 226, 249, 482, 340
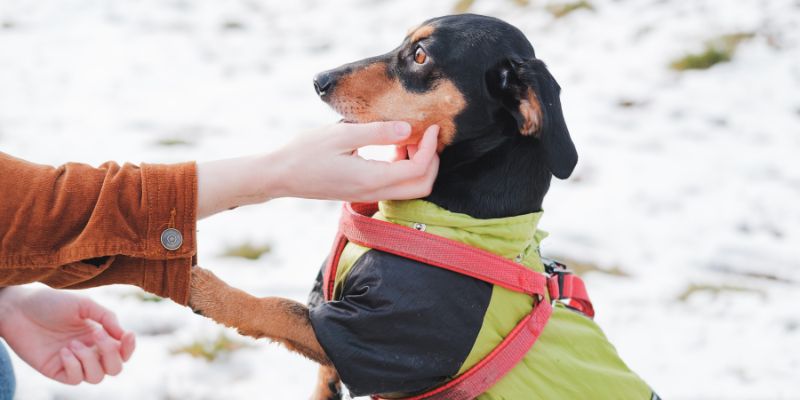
188, 267, 331, 366
311, 366, 342, 400
408, 25, 435, 44
330, 62, 467, 150
189, 24, 472, 398
519, 88, 543, 136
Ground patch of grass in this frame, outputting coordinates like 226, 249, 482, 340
547, 1, 595, 18
131, 291, 165, 303
172, 333, 252, 362
139, 324, 178, 336
670, 47, 731, 71
708, 263, 794, 284
222, 241, 272, 260
617, 98, 647, 109
454, 0, 476, 13
221, 20, 245, 31
454, 0, 528, 13
670, 32, 755, 71
720, 32, 756, 48
549, 256, 630, 277
677, 283, 764, 302
155, 137, 194, 147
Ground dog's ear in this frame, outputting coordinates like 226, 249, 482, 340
487, 58, 578, 179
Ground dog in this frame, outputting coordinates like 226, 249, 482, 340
188, 14, 655, 399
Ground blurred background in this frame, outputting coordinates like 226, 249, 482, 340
1, 0, 799, 399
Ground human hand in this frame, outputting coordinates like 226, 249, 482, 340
0, 287, 135, 385
196, 122, 440, 218
272, 121, 440, 201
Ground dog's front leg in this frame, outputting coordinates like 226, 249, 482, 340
311, 365, 342, 400
188, 266, 331, 365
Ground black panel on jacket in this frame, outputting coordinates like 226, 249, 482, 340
308, 263, 326, 309
308, 249, 493, 397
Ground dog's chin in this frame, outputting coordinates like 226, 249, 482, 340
332, 111, 429, 145
332, 110, 367, 124
339, 117, 370, 124
336, 115, 377, 125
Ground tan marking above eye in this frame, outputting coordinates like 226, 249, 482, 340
408, 25, 435, 44
414, 47, 427, 64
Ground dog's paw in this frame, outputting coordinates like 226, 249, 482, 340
310, 367, 342, 400
187, 266, 226, 316
190, 266, 218, 290
326, 379, 343, 400
310, 383, 341, 400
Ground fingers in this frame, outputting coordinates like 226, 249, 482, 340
408, 125, 439, 166
334, 121, 412, 149
371, 124, 440, 185
79, 298, 124, 340
370, 151, 439, 200
406, 144, 419, 159
95, 330, 123, 376
56, 347, 83, 385
120, 331, 136, 362
53, 330, 134, 386
362, 125, 441, 200
70, 340, 104, 384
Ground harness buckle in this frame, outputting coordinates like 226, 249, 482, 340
542, 258, 570, 306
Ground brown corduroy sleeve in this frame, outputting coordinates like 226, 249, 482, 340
0, 152, 197, 305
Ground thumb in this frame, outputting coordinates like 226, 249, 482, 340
79, 298, 125, 340
334, 121, 412, 149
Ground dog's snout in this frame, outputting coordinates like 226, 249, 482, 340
313, 72, 336, 97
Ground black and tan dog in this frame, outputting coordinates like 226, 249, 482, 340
189, 14, 653, 399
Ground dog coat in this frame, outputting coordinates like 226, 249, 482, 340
308, 200, 653, 399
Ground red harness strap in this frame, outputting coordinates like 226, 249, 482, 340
543, 261, 595, 318
323, 202, 593, 400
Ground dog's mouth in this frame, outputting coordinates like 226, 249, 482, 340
327, 99, 373, 125
317, 63, 467, 149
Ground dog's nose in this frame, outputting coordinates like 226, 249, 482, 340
313, 72, 336, 97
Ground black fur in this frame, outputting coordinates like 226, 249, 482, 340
422, 15, 577, 218
315, 13, 577, 218
307, 15, 582, 396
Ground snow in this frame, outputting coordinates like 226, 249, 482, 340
1, 0, 799, 399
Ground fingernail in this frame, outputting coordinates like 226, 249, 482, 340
394, 122, 411, 138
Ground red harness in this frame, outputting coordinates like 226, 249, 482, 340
323, 203, 594, 400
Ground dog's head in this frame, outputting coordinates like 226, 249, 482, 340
313, 14, 577, 179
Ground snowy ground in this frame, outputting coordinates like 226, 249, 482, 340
1, 0, 799, 399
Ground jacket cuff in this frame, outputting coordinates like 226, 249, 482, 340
118, 255, 193, 305
141, 162, 198, 259
66, 255, 194, 305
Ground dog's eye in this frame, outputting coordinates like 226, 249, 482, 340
414, 46, 427, 64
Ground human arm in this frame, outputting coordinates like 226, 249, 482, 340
196, 121, 439, 218
0, 121, 438, 303
0, 152, 197, 304
0, 287, 135, 385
